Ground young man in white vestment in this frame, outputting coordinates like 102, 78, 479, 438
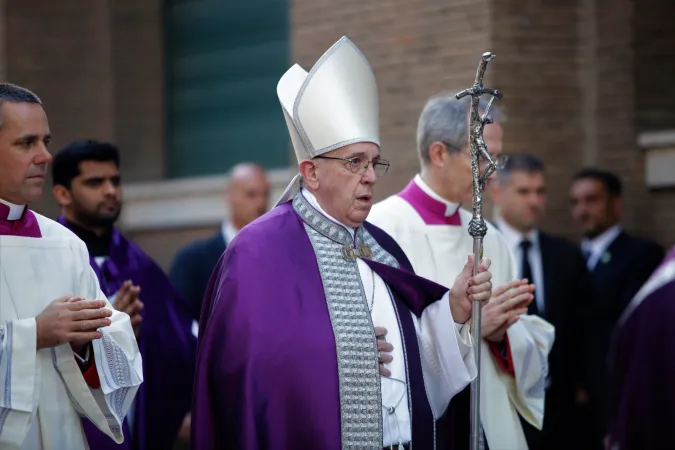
369, 92, 555, 450
0, 82, 143, 449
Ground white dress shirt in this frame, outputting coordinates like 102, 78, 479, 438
581, 224, 622, 271
495, 218, 546, 316
301, 188, 475, 447
221, 220, 240, 246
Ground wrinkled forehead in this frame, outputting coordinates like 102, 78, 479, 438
322, 141, 380, 160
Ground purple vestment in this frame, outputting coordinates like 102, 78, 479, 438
607, 247, 674, 450
192, 198, 469, 450
57, 217, 196, 450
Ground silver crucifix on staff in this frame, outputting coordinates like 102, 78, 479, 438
455, 51, 504, 450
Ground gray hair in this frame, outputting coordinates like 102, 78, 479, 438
498, 153, 545, 185
417, 91, 502, 165
0, 83, 42, 129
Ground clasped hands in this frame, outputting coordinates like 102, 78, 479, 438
35, 280, 144, 355
376, 254, 534, 375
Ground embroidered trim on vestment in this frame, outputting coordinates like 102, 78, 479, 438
293, 193, 400, 449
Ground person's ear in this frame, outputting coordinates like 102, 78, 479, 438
428, 142, 448, 167
52, 185, 73, 208
299, 160, 320, 190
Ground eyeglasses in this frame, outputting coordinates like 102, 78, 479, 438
315, 155, 390, 177
441, 141, 509, 171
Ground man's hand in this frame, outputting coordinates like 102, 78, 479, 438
36, 296, 112, 350
375, 327, 394, 377
482, 279, 533, 343
113, 280, 144, 338
449, 255, 492, 324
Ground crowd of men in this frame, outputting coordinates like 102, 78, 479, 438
0, 34, 671, 450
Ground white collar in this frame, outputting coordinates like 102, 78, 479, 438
221, 221, 240, 245
301, 188, 356, 237
496, 216, 539, 248
0, 198, 27, 221
581, 223, 622, 255
413, 174, 461, 216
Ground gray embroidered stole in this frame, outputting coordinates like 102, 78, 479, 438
293, 193, 399, 449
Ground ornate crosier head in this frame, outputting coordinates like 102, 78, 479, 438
455, 52, 505, 238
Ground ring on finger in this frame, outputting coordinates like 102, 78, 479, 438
378, 351, 383, 362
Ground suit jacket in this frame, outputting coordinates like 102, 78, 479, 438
485, 224, 587, 450
582, 231, 664, 436
169, 232, 227, 321
535, 231, 593, 449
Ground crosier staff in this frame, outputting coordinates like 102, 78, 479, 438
455, 51, 503, 450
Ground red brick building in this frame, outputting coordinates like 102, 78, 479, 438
1, 0, 673, 268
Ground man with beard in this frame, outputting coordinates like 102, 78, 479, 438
569, 168, 664, 449
51, 140, 196, 450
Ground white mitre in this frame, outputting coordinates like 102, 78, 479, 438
274, 36, 380, 206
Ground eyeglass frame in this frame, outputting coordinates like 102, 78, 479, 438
314, 154, 390, 176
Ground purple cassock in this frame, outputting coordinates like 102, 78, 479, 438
57, 217, 197, 450
192, 193, 471, 450
607, 247, 674, 450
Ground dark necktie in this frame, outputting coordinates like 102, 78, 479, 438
520, 239, 538, 316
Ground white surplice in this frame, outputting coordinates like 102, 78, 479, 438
0, 212, 143, 450
302, 189, 476, 447
369, 178, 555, 450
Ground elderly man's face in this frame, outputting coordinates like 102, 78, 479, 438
306, 142, 379, 228
0, 102, 52, 204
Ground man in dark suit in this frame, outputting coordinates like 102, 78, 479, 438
169, 163, 269, 321
570, 168, 664, 450
490, 154, 592, 450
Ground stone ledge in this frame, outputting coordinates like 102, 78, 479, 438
637, 129, 675, 149
118, 167, 296, 231
638, 129, 675, 189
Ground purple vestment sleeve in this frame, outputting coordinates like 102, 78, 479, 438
608, 249, 675, 450
192, 202, 465, 450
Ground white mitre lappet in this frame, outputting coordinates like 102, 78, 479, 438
275, 36, 380, 206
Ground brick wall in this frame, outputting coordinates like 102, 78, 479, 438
292, 0, 675, 249
3, 0, 165, 219
292, 0, 492, 201
634, 0, 675, 248
1, 0, 672, 269
490, 0, 583, 238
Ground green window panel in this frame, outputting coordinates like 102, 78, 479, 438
165, 0, 290, 178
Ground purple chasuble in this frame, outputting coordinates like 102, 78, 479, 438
57, 217, 196, 450
0, 202, 41, 237
192, 194, 466, 450
607, 248, 675, 450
